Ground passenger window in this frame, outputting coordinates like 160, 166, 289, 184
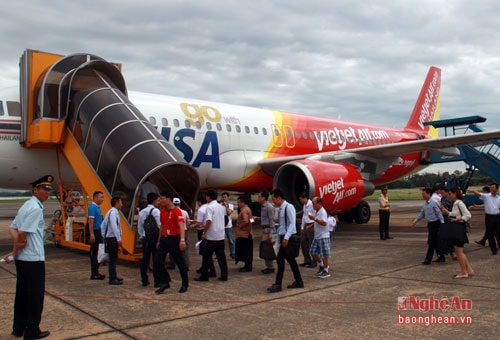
184, 120, 190, 128
302, 131, 308, 139
295, 131, 300, 138
216, 123, 222, 131
309, 132, 314, 139
236, 125, 241, 133
174, 119, 180, 127
226, 124, 232, 132
206, 122, 212, 130
149, 117, 157, 125
161, 118, 168, 126
195, 121, 202, 129
274, 128, 280, 136
245, 126, 250, 134
262, 128, 267, 135
253, 127, 259, 134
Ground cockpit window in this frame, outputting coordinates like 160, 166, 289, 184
0, 101, 4, 116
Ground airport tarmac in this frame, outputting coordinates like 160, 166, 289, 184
0, 200, 499, 339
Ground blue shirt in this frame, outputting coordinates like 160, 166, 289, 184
277, 201, 296, 240
101, 207, 122, 241
88, 202, 103, 231
414, 199, 444, 223
12, 196, 45, 261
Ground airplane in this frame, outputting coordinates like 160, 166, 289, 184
1, 50, 500, 230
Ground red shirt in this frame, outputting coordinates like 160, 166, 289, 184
160, 206, 185, 236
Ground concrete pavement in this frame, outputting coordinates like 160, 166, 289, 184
0, 201, 499, 339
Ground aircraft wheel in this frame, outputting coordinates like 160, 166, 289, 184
353, 201, 371, 224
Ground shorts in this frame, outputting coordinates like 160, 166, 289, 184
309, 238, 331, 259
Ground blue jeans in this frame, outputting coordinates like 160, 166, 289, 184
225, 227, 235, 258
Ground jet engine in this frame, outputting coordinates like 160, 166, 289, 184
273, 160, 375, 223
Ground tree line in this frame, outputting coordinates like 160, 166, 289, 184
381, 170, 496, 190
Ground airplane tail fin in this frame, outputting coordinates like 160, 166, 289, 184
404, 66, 441, 138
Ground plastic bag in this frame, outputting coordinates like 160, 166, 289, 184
97, 243, 109, 263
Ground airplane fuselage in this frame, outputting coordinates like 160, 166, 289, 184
0, 91, 425, 193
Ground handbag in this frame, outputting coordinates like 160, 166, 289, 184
259, 239, 277, 260
287, 234, 301, 258
457, 203, 472, 233
438, 222, 466, 243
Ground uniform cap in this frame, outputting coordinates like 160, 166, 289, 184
173, 197, 181, 205
31, 175, 53, 190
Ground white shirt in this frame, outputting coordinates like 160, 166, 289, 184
205, 200, 226, 241
196, 204, 207, 230
180, 208, 189, 230
224, 202, 234, 228
312, 207, 329, 239
301, 199, 314, 229
138, 205, 161, 238
479, 193, 500, 215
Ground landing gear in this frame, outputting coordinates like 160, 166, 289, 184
337, 200, 371, 224
353, 201, 371, 224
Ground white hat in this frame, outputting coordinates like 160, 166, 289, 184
173, 197, 181, 204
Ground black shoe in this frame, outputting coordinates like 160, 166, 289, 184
116, 276, 124, 281
385, 236, 393, 239
218, 277, 228, 281
209, 272, 217, 278
299, 263, 310, 267
142, 281, 150, 287
178, 286, 188, 293
154, 283, 160, 288
287, 281, 304, 289
239, 267, 252, 272
493, 250, 498, 255
155, 284, 170, 294
90, 274, 105, 280
267, 284, 282, 293
109, 279, 123, 285
305, 263, 317, 268
261, 268, 275, 274
25, 330, 50, 339
194, 277, 209, 282
475, 240, 485, 246
196, 268, 202, 274
380, 237, 386, 240
421, 261, 431, 265
11, 330, 23, 338
432, 257, 445, 263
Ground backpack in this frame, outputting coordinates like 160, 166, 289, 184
143, 208, 159, 240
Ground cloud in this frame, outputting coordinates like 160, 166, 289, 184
1, 0, 499, 134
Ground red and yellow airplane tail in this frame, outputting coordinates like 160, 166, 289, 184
404, 66, 441, 138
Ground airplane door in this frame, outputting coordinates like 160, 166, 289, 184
270, 124, 283, 147
283, 125, 296, 148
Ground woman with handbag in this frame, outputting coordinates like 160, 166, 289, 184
440, 188, 474, 278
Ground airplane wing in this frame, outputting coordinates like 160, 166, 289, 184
258, 130, 500, 176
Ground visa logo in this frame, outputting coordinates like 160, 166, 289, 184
161, 127, 220, 168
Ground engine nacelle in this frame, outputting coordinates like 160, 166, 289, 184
273, 160, 374, 216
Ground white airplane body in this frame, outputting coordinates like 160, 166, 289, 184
1, 51, 500, 224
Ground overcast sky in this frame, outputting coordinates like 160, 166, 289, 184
2, 1, 499, 173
